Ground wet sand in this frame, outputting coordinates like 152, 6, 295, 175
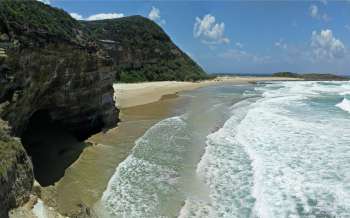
47, 93, 190, 215
42, 76, 300, 215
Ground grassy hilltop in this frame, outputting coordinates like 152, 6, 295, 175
0, 0, 207, 83
84, 16, 207, 82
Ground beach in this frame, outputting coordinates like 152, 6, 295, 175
41, 84, 192, 215
37, 76, 301, 216
99, 80, 350, 217
114, 76, 301, 108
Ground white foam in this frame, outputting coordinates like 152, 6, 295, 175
101, 116, 188, 218
235, 81, 350, 217
32, 199, 59, 218
179, 98, 257, 218
102, 81, 350, 218
336, 98, 350, 113
32, 199, 46, 218
181, 81, 350, 217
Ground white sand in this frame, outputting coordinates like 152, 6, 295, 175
114, 76, 301, 108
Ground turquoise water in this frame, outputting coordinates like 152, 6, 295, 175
99, 81, 350, 218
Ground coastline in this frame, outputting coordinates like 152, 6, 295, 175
29, 76, 299, 216
37, 89, 190, 216
114, 76, 301, 108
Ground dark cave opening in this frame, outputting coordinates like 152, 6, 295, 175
21, 110, 88, 187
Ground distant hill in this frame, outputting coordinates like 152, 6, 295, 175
273, 72, 349, 81
83, 16, 207, 82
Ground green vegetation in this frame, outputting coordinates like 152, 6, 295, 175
0, 1, 208, 83
0, 0, 89, 45
301, 73, 349, 80
272, 72, 300, 78
0, 122, 22, 175
83, 16, 208, 82
273, 72, 349, 81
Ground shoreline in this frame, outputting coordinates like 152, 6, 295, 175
35, 88, 190, 216
114, 76, 301, 108
25, 76, 299, 217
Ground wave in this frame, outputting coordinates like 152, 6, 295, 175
100, 116, 188, 218
100, 81, 350, 218
181, 81, 350, 217
336, 98, 350, 113
236, 82, 350, 217
179, 98, 257, 218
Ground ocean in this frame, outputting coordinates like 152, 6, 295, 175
97, 81, 350, 218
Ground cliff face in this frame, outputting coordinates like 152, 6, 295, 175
1, 44, 117, 140
84, 16, 207, 82
0, 120, 33, 218
0, 0, 118, 214
0, 0, 118, 139
0, 0, 207, 215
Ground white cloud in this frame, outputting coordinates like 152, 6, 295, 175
309, 4, 330, 21
275, 39, 288, 49
320, 0, 328, 5
148, 7, 166, 25
310, 5, 319, 18
235, 42, 244, 48
69, 12, 124, 21
311, 29, 346, 60
193, 14, 230, 45
70, 13, 83, 20
37, 0, 50, 4
86, 13, 124, 21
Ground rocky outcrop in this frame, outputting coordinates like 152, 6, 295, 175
0, 0, 118, 215
1, 44, 117, 140
0, 1, 118, 140
0, 120, 33, 218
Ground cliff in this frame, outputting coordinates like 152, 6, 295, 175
0, 120, 33, 218
83, 16, 207, 82
0, 0, 207, 216
0, 0, 118, 215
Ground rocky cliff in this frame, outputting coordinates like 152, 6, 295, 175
0, 0, 207, 216
0, 120, 33, 218
84, 16, 207, 82
0, 0, 118, 215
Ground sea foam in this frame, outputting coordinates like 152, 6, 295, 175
101, 116, 188, 218
336, 98, 350, 113
236, 81, 350, 217
181, 81, 350, 218
179, 98, 257, 218
101, 81, 350, 218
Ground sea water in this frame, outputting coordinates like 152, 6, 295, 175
99, 81, 350, 218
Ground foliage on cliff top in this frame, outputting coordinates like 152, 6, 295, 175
0, 2, 207, 82
84, 16, 207, 82
0, 0, 89, 46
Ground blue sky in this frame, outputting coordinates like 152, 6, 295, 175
43, 0, 350, 75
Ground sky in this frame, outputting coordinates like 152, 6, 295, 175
40, 0, 350, 75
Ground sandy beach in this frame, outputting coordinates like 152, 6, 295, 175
34, 76, 300, 216
114, 76, 301, 108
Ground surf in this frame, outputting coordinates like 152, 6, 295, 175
336, 98, 350, 113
